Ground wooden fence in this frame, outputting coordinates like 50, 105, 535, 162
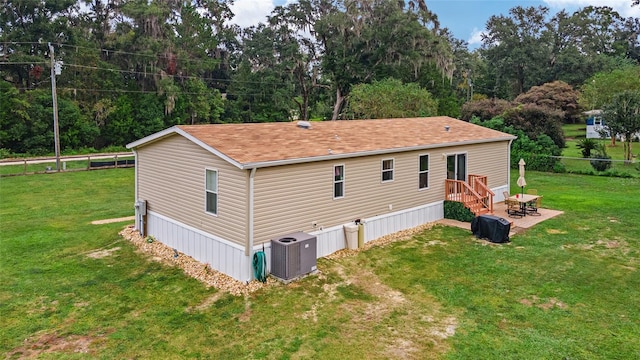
0, 152, 134, 177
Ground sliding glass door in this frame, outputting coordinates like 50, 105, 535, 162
446, 153, 466, 181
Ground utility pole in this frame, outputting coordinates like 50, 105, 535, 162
49, 43, 61, 171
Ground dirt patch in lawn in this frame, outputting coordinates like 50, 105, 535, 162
86, 247, 120, 259
546, 229, 567, 234
6, 331, 109, 358
562, 239, 630, 255
186, 292, 225, 312
91, 216, 135, 225
323, 259, 457, 359
520, 295, 567, 310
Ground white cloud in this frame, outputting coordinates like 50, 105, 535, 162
467, 28, 485, 47
543, 0, 640, 18
229, 0, 276, 29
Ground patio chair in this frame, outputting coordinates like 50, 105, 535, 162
505, 198, 523, 218
525, 189, 541, 216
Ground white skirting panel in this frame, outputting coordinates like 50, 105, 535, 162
362, 201, 444, 242
309, 200, 444, 256
309, 224, 347, 258
141, 201, 445, 282
145, 211, 251, 282
493, 185, 510, 201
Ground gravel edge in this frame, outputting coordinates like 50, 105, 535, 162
119, 221, 439, 295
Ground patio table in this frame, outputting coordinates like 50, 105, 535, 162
508, 194, 541, 216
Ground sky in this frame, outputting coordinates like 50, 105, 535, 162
229, 0, 640, 48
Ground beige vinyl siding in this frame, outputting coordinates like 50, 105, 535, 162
462, 141, 510, 189
253, 140, 510, 244
137, 135, 248, 246
253, 151, 441, 244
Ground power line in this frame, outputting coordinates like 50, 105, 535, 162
2, 60, 302, 87
2, 41, 237, 67
0, 61, 48, 65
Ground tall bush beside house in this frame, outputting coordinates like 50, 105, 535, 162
502, 103, 566, 148
471, 117, 563, 171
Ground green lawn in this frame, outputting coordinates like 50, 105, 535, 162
1, 169, 639, 358
562, 123, 586, 139
561, 124, 639, 177
0, 155, 135, 176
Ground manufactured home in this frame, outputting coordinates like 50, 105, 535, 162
585, 109, 640, 141
585, 110, 606, 139
127, 117, 516, 281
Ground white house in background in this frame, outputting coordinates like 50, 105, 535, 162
126, 117, 516, 282
585, 110, 606, 139
585, 109, 640, 141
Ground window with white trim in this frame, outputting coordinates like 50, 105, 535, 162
205, 169, 218, 215
382, 159, 394, 182
334, 165, 344, 198
419, 155, 429, 189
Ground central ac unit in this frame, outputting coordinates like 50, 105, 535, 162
270, 232, 317, 281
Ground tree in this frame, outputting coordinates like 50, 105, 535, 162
514, 81, 581, 123
460, 98, 512, 121
471, 117, 562, 171
502, 103, 566, 148
315, 0, 453, 119
225, 24, 298, 123
0, 0, 77, 89
347, 78, 437, 119
579, 65, 640, 110
602, 90, 640, 162
0, 82, 31, 153
481, 6, 552, 99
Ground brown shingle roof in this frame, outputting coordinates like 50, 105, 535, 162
153, 117, 513, 167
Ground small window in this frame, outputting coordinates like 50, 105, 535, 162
334, 165, 344, 198
382, 159, 394, 182
419, 155, 429, 189
205, 169, 218, 215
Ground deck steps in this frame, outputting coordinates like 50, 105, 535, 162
466, 202, 492, 216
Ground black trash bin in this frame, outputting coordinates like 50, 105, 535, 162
471, 215, 511, 243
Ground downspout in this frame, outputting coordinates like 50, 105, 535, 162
507, 139, 514, 194
248, 167, 257, 281
133, 149, 139, 231
133, 149, 139, 200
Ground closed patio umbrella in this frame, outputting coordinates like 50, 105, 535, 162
517, 158, 527, 196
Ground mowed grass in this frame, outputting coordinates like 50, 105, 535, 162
561, 124, 639, 176
562, 123, 586, 139
0, 156, 135, 176
1, 169, 639, 358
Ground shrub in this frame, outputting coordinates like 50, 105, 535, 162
471, 117, 562, 172
590, 143, 612, 172
590, 154, 612, 172
576, 138, 598, 158
514, 81, 581, 124
444, 201, 475, 223
460, 98, 512, 121
502, 103, 566, 148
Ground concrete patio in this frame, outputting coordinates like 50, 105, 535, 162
438, 202, 564, 238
